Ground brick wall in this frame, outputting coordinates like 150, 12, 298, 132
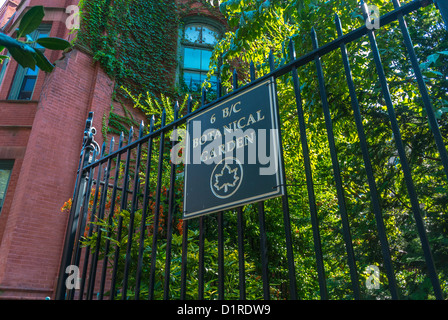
0, 47, 114, 300
0, 0, 224, 300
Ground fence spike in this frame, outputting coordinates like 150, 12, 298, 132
217, 78, 222, 98
128, 126, 134, 144
161, 108, 166, 126
150, 115, 155, 132
249, 61, 256, 82
359, 0, 371, 25
310, 27, 317, 43
118, 132, 124, 148
201, 86, 206, 107
233, 69, 238, 90
139, 121, 144, 138
100, 142, 106, 157
109, 137, 115, 153
334, 12, 340, 27
434, 0, 448, 30
187, 95, 193, 114
288, 39, 296, 60
268, 50, 275, 70
174, 101, 179, 120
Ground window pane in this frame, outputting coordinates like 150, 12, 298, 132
26, 67, 39, 76
22, 76, 37, 92
184, 47, 201, 69
0, 161, 13, 214
201, 50, 212, 70
202, 26, 219, 45
209, 75, 218, 86
184, 72, 202, 91
17, 91, 33, 100
185, 24, 201, 43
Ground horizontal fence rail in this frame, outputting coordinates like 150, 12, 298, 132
56, 0, 447, 300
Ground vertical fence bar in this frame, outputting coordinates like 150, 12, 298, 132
148, 109, 167, 300
180, 97, 193, 300
269, 51, 298, 300
232, 69, 246, 300
237, 207, 246, 300
251, 61, 270, 300
100, 133, 124, 300
78, 144, 105, 300
55, 112, 97, 300
215, 76, 225, 301
198, 215, 205, 299
217, 211, 225, 300
109, 132, 128, 299
312, 27, 364, 300
257, 202, 270, 300
122, 123, 145, 298
180, 219, 189, 300
135, 116, 155, 299
87, 138, 115, 300
198, 88, 207, 300
289, 39, 328, 300
111, 127, 134, 300
335, 14, 400, 300
163, 102, 180, 300
392, 0, 448, 180
68, 149, 97, 300
361, 0, 442, 299
434, 0, 448, 29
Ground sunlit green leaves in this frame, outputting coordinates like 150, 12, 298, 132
212, 0, 448, 299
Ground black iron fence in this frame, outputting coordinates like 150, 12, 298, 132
56, 0, 447, 300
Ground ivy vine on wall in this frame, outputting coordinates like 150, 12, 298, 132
76, 0, 180, 136
76, 0, 225, 135
77, 0, 179, 99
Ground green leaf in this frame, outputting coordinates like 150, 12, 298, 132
33, 49, 54, 72
0, 32, 28, 50
36, 37, 71, 50
426, 53, 440, 64
8, 46, 36, 69
17, 6, 45, 38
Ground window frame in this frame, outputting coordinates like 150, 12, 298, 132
179, 17, 223, 93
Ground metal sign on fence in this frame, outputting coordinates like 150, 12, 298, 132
183, 78, 285, 219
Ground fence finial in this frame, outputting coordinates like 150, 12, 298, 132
82, 111, 100, 153
174, 101, 180, 120
288, 39, 296, 60
150, 115, 155, 132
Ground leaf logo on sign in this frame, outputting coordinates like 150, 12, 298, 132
214, 164, 240, 193
210, 157, 243, 199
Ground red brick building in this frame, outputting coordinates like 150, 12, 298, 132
0, 0, 225, 299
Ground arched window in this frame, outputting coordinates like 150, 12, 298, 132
181, 21, 221, 93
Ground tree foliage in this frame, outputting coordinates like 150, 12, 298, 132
207, 0, 448, 299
